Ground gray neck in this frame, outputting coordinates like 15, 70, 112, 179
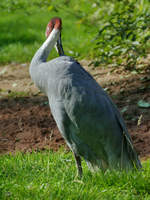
30, 29, 60, 66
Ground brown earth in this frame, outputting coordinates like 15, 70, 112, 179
0, 62, 150, 160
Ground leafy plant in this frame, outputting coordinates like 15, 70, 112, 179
91, 0, 150, 69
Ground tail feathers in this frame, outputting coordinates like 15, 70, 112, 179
77, 131, 142, 172
85, 145, 141, 172
114, 110, 142, 170
105, 94, 142, 170
123, 131, 142, 169
83, 131, 142, 172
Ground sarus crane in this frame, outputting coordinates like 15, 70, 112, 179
29, 17, 141, 177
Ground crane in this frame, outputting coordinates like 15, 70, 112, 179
29, 17, 141, 177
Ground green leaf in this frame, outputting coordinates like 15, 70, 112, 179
121, 106, 128, 113
137, 100, 150, 108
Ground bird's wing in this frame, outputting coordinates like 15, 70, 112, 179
58, 66, 141, 169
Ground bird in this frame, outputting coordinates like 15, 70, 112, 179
29, 17, 141, 177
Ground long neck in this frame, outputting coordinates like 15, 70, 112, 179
30, 28, 60, 66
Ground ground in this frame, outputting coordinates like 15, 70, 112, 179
0, 61, 150, 160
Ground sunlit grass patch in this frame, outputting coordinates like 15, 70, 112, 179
0, 150, 150, 199
0, 5, 96, 65
7, 91, 30, 98
0, 89, 30, 98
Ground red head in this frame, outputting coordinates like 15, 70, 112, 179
45, 17, 62, 38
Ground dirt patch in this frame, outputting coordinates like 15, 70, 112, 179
0, 96, 65, 153
0, 62, 150, 160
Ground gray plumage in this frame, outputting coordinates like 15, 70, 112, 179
30, 18, 141, 177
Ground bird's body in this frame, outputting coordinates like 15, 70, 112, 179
30, 18, 141, 176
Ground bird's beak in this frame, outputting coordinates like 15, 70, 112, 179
55, 33, 64, 56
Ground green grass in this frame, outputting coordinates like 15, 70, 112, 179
0, 4, 96, 64
0, 150, 150, 200
7, 91, 30, 98
1, 0, 150, 68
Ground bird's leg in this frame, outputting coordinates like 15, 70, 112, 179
73, 153, 82, 178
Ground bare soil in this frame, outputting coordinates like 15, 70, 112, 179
0, 62, 150, 160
